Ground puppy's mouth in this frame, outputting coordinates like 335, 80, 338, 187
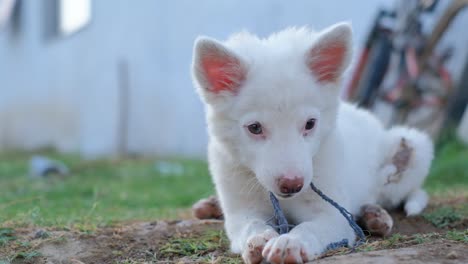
275, 193, 295, 199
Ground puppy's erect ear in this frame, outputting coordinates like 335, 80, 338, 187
192, 37, 247, 96
307, 23, 353, 83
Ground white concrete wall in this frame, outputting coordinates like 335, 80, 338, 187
1, 0, 467, 158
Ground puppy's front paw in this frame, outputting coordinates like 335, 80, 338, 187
242, 230, 278, 264
262, 235, 308, 264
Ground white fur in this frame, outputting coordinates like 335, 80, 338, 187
192, 23, 433, 263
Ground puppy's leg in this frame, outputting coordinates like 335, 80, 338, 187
225, 214, 278, 264
360, 204, 393, 237
378, 127, 433, 211
262, 207, 355, 263
216, 194, 278, 264
404, 188, 428, 216
242, 228, 278, 264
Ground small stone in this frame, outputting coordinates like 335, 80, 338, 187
29, 156, 69, 178
34, 229, 50, 239
446, 250, 458, 259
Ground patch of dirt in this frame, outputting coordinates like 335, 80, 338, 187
32, 220, 226, 264
390, 203, 467, 236
316, 241, 467, 264
392, 211, 453, 235
39, 239, 88, 263
1, 198, 466, 264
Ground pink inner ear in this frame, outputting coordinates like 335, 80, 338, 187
201, 57, 245, 93
309, 44, 346, 83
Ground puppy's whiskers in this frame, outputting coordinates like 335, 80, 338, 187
241, 177, 260, 196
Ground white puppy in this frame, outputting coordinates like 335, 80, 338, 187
191, 23, 433, 264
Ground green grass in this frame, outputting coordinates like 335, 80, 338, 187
0, 228, 15, 246
0, 138, 466, 228
445, 229, 468, 243
423, 207, 463, 228
0, 151, 214, 227
159, 230, 242, 263
160, 230, 227, 257
425, 139, 468, 194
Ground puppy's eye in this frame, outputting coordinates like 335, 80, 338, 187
305, 118, 316, 130
247, 122, 263, 135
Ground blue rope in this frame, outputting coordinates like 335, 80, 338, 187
309, 182, 366, 246
269, 192, 290, 234
268, 182, 366, 252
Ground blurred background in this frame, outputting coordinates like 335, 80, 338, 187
0, 0, 467, 225
1, 0, 468, 157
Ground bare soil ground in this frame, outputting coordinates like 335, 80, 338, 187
1, 198, 467, 264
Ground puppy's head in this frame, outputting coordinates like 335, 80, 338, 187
192, 23, 352, 198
